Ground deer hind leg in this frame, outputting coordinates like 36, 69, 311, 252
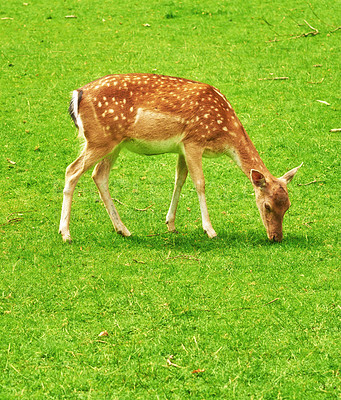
183, 144, 217, 238
91, 149, 131, 237
166, 154, 188, 232
59, 145, 109, 242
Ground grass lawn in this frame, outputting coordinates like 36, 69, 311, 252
1, 0, 340, 398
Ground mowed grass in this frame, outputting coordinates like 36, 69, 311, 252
1, 0, 340, 398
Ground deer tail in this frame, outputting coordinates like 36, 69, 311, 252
68, 90, 84, 137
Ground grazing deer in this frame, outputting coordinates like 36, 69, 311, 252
59, 73, 302, 243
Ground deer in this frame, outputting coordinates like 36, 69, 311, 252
59, 73, 302, 243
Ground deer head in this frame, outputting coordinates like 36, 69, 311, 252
251, 164, 302, 242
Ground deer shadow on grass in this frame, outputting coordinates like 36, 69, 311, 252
107, 227, 317, 255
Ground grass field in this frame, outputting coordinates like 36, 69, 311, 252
1, 0, 340, 398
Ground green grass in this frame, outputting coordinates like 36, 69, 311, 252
1, 0, 340, 398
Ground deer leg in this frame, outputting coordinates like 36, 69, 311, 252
166, 154, 188, 232
183, 145, 217, 238
92, 151, 131, 237
59, 145, 108, 242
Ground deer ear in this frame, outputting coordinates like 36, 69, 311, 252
250, 169, 266, 188
280, 162, 303, 184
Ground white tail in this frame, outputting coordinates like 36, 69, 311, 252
59, 73, 301, 243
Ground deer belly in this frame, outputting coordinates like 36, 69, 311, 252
122, 108, 185, 155
123, 137, 183, 155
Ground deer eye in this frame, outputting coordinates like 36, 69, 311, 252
264, 203, 271, 211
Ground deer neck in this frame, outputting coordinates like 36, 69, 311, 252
226, 128, 272, 181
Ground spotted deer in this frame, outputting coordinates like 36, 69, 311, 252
59, 73, 302, 243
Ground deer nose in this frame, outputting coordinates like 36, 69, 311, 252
271, 234, 282, 242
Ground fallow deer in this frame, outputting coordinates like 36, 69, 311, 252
59, 73, 302, 243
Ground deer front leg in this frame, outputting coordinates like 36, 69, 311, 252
183, 145, 217, 238
166, 154, 188, 232
92, 155, 131, 237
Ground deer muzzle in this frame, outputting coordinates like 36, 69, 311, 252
268, 231, 283, 242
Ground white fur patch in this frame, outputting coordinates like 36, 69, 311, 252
123, 136, 184, 155
225, 147, 241, 167
70, 90, 84, 139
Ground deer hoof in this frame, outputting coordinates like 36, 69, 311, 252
117, 228, 131, 237
62, 235, 72, 243
60, 230, 72, 243
205, 229, 217, 239
166, 220, 176, 232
